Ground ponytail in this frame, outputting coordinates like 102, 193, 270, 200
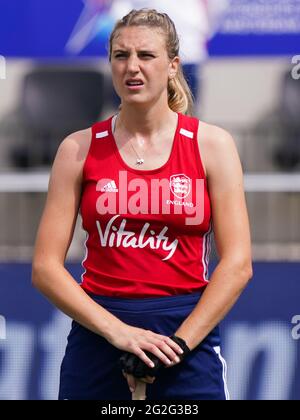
168, 66, 194, 116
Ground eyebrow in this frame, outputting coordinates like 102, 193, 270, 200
112, 49, 157, 54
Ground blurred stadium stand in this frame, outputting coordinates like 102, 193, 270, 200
273, 69, 300, 170
2, 67, 105, 169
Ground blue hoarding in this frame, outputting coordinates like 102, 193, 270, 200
209, 0, 300, 56
0, 0, 300, 58
0, 262, 299, 400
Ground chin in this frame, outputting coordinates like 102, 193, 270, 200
123, 96, 152, 107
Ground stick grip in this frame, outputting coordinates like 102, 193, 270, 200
132, 380, 147, 400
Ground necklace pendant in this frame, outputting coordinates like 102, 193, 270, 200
136, 158, 144, 165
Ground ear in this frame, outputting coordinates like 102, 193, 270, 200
168, 56, 180, 79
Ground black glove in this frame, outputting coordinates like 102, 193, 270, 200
119, 335, 191, 378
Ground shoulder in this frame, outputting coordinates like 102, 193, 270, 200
51, 127, 92, 185
57, 127, 92, 160
54, 115, 112, 176
196, 120, 239, 179
197, 120, 235, 156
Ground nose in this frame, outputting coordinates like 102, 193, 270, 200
127, 54, 140, 74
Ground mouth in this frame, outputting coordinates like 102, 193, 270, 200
125, 79, 144, 91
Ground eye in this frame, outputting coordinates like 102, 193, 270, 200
114, 53, 127, 59
139, 53, 155, 59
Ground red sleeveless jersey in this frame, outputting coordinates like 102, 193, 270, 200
79, 112, 212, 298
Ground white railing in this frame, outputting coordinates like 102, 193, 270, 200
0, 171, 299, 261
0, 171, 300, 192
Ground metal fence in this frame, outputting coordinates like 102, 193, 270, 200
0, 171, 299, 262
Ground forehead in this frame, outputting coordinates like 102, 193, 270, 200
112, 26, 166, 51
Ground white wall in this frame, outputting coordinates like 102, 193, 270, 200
201, 57, 290, 126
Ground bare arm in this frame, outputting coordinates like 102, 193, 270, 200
31, 129, 122, 337
174, 123, 253, 350
32, 129, 182, 368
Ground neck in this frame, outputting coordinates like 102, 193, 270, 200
117, 103, 176, 139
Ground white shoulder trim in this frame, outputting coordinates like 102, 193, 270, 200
96, 130, 109, 139
180, 128, 194, 139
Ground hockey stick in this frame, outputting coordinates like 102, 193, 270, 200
132, 379, 147, 400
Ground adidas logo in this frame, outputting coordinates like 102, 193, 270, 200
100, 180, 119, 193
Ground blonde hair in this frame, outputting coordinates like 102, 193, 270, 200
109, 9, 194, 116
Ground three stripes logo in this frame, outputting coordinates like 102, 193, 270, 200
100, 180, 118, 193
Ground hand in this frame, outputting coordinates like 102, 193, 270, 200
106, 323, 184, 369
121, 360, 179, 394
119, 335, 190, 376
119, 335, 191, 392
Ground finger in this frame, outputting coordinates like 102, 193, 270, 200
135, 376, 155, 384
134, 348, 157, 369
143, 375, 155, 384
162, 336, 185, 356
124, 370, 155, 384
142, 343, 174, 366
153, 340, 181, 364
122, 371, 136, 392
164, 359, 180, 368
150, 333, 184, 356
125, 373, 137, 393
144, 331, 184, 358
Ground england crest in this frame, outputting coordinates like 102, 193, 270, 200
170, 174, 191, 199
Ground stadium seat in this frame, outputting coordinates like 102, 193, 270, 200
8, 67, 105, 168
272, 70, 300, 171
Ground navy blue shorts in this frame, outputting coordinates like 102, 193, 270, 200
58, 292, 230, 400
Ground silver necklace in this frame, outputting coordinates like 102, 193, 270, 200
129, 141, 145, 165
113, 114, 147, 165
